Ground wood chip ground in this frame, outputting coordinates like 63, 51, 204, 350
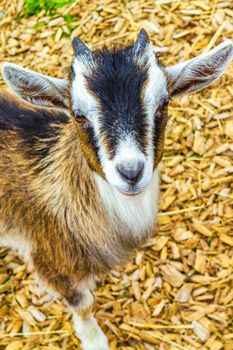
0, 0, 233, 349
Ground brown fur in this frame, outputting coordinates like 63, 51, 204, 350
74, 120, 105, 178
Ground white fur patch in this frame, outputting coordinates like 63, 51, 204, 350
143, 45, 168, 114
94, 169, 159, 235
142, 44, 168, 162
72, 312, 109, 350
71, 58, 100, 123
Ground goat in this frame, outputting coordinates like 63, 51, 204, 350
0, 29, 232, 350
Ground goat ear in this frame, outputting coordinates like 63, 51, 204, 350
166, 40, 233, 97
1, 63, 68, 108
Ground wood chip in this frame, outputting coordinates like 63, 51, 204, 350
192, 320, 210, 342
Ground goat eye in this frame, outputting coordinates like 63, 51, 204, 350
73, 110, 92, 128
74, 111, 86, 122
155, 108, 164, 119
155, 99, 169, 119
156, 109, 162, 117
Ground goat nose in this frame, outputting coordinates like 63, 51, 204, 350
116, 161, 144, 185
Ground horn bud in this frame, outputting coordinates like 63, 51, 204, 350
72, 37, 92, 58
133, 28, 150, 56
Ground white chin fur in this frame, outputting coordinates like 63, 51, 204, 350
94, 169, 159, 235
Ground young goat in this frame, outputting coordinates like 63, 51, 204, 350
1, 29, 233, 349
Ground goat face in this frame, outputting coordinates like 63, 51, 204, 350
2, 29, 233, 197
70, 30, 168, 196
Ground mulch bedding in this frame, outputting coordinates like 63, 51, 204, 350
0, 0, 233, 349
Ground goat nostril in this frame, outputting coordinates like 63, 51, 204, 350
117, 161, 144, 184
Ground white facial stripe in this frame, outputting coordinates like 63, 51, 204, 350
143, 44, 168, 112
72, 58, 100, 122
72, 58, 105, 160
116, 137, 144, 164
141, 44, 168, 160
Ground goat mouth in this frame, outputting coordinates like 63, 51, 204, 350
117, 189, 143, 197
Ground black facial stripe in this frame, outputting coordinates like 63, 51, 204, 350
82, 123, 100, 163
86, 47, 149, 159
153, 104, 168, 160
